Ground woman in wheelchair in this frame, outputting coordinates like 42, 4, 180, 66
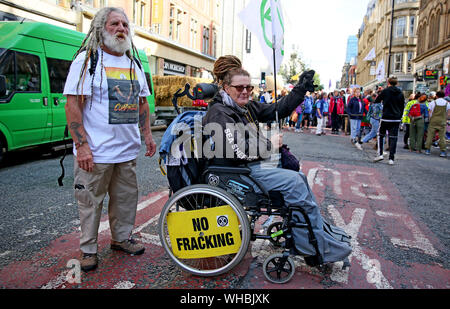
205, 55, 350, 259
158, 55, 351, 283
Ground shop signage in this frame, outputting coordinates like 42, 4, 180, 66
424, 69, 438, 80
164, 60, 186, 75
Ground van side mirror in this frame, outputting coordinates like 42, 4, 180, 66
0, 75, 6, 97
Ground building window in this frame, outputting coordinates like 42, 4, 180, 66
409, 16, 415, 36
152, 23, 161, 34
212, 29, 217, 58
202, 26, 210, 55
428, 12, 440, 49
169, 20, 173, 39
140, 2, 145, 27
190, 18, 198, 49
393, 53, 403, 74
394, 16, 406, 38
133, 0, 146, 27
407, 51, 414, 73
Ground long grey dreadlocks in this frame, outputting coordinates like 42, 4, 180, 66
73, 7, 142, 109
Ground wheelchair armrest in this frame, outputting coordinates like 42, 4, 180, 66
205, 165, 251, 175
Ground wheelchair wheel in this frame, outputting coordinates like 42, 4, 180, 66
158, 184, 251, 277
263, 253, 295, 284
267, 221, 285, 247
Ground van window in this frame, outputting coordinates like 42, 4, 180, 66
0, 49, 41, 100
47, 58, 72, 93
16, 52, 40, 92
0, 48, 15, 99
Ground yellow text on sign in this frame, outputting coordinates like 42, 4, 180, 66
167, 206, 242, 259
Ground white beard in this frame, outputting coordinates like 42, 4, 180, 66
102, 29, 131, 54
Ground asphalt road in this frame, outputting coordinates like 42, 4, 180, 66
0, 125, 449, 290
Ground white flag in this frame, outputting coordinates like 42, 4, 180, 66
363, 47, 375, 61
239, 0, 285, 72
376, 59, 385, 82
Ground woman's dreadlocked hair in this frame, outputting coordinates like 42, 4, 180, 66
213, 55, 242, 86
73, 7, 141, 109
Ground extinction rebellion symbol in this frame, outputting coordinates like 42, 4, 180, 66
217, 215, 229, 227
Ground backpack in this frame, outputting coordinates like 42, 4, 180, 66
159, 110, 206, 195
408, 103, 422, 118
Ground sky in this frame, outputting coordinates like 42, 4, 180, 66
281, 0, 371, 90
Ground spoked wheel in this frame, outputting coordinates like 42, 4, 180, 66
263, 253, 296, 284
158, 184, 251, 277
267, 221, 286, 247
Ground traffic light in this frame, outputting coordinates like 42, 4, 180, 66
260, 72, 266, 89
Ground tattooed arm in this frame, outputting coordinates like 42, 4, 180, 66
139, 97, 156, 157
65, 95, 94, 172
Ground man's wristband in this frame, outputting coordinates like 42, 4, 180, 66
75, 141, 86, 149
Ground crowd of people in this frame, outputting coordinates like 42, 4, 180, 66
258, 77, 450, 164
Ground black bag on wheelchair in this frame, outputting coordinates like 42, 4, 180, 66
291, 209, 352, 266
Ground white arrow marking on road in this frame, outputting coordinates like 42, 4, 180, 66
376, 211, 438, 257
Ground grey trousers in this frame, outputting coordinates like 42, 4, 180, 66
247, 161, 351, 263
247, 162, 326, 252
74, 158, 138, 254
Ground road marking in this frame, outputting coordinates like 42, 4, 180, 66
40, 191, 167, 289
348, 171, 388, 201
328, 205, 393, 289
307, 166, 342, 195
76, 191, 168, 234
41, 271, 70, 289
135, 213, 161, 247
113, 281, 135, 289
376, 211, 438, 257
0, 251, 11, 258
137, 191, 168, 211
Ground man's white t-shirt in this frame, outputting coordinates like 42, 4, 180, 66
428, 98, 450, 117
63, 49, 150, 163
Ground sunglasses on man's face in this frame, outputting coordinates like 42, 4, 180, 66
229, 85, 254, 92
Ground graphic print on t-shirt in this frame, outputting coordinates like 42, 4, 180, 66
105, 66, 140, 124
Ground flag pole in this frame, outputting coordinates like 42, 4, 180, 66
271, 0, 279, 128
272, 36, 279, 126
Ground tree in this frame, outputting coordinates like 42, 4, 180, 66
314, 73, 323, 91
279, 50, 306, 84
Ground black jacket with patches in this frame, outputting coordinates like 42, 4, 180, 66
202, 88, 306, 166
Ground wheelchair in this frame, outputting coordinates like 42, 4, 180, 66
158, 163, 326, 284
157, 83, 326, 284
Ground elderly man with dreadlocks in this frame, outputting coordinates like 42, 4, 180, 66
63, 7, 156, 272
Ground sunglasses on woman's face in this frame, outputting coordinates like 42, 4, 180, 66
229, 85, 254, 92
